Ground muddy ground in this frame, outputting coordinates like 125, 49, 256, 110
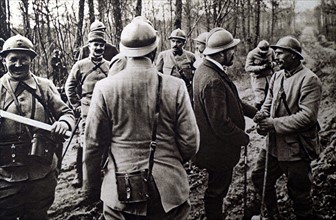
48, 27, 336, 220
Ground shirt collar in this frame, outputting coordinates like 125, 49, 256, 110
285, 63, 303, 78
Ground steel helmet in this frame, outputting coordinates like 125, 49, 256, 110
271, 36, 303, 60
90, 20, 106, 32
119, 20, 159, 57
0, 34, 37, 59
168, 28, 186, 41
203, 27, 240, 55
258, 40, 270, 53
193, 32, 209, 44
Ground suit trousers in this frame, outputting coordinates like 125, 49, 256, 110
204, 168, 233, 220
103, 178, 190, 220
251, 149, 313, 217
0, 170, 57, 220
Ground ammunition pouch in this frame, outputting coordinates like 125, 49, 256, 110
29, 133, 57, 165
116, 169, 150, 203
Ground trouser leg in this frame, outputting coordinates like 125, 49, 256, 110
204, 169, 233, 220
251, 149, 283, 216
279, 160, 313, 218
0, 171, 57, 220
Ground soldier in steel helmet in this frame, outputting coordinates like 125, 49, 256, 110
251, 36, 322, 219
83, 19, 199, 219
193, 27, 257, 219
245, 40, 276, 110
0, 34, 75, 219
65, 30, 110, 187
76, 20, 119, 62
156, 28, 196, 101
193, 31, 209, 69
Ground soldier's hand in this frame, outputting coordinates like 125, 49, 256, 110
51, 121, 70, 137
258, 118, 275, 132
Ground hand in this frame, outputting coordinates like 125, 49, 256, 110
258, 118, 275, 132
256, 124, 268, 136
50, 121, 70, 137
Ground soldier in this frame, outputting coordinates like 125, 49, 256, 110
0, 34, 75, 219
77, 20, 119, 62
83, 19, 199, 219
0, 38, 6, 78
251, 36, 322, 219
65, 30, 110, 187
193, 32, 209, 68
245, 40, 276, 110
50, 49, 66, 87
193, 28, 257, 220
156, 28, 196, 100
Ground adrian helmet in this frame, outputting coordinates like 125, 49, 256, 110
90, 20, 106, 32
168, 28, 186, 41
203, 27, 240, 55
119, 20, 159, 57
0, 34, 37, 59
193, 32, 209, 44
271, 36, 303, 60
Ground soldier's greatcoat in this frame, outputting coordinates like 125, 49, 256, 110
84, 57, 199, 215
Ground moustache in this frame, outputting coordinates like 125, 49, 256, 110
94, 49, 104, 54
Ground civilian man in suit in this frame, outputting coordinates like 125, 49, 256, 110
252, 36, 322, 220
83, 19, 199, 219
193, 28, 257, 219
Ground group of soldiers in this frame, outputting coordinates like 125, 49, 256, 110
0, 15, 322, 220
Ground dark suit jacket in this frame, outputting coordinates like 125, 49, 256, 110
193, 59, 256, 171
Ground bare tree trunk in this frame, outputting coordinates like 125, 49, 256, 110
97, 0, 107, 21
174, 0, 182, 29
0, 0, 10, 39
185, 0, 192, 49
88, 0, 95, 23
111, 0, 122, 46
204, 0, 210, 31
75, 0, 85, 48
233, 0, 238, 36
20, 0, 31, 38
254, 0, 260, 47
135, 0, 142, 17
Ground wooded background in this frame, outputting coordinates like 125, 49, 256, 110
0, 0, 335, 79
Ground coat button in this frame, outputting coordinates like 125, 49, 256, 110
12, 154, 16, 158
18, 97, 24, 102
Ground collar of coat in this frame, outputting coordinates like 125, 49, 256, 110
1, 72, 37, 92
284, 63, 303, 78
203, 58, 231, 83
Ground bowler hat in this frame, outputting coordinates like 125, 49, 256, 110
203, 28, 240, 55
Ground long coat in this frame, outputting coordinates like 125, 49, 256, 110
193, 59, 257, 172
261, 64, 322, 161
84, 57, 199, 214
